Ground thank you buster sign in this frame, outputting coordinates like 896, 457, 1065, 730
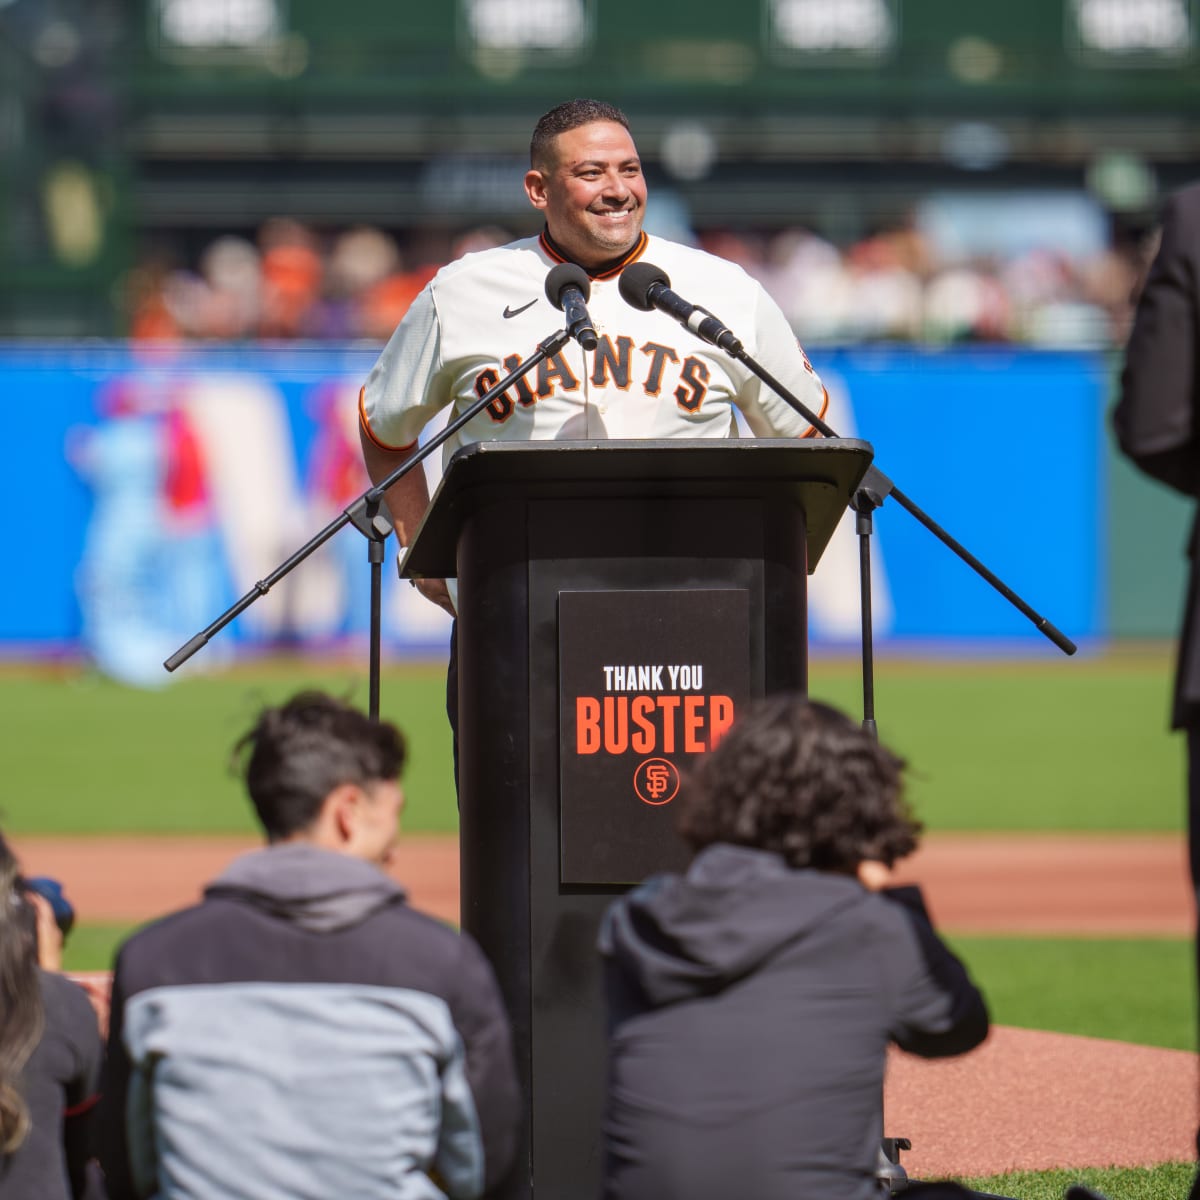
558, 588, 751, 884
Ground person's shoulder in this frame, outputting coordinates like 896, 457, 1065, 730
362, 904, 500, 1005
643, 234, 763, 299
376, 899, 480, 958
38, 971, 103, 1064
39, 966, 98, 1018
645, 234, 757, 280
424, 236, 550, 330
843, 884, 943, 955
431, 235, 545, 289
113, 899, 224, 973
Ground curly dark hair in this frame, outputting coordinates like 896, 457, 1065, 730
676, 694, 921, 872
231, 691, 407, 842
530, 98, 631, 169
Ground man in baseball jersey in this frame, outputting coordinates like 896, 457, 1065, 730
358, 97, 829, 618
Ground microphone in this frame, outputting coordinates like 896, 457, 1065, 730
545, 262, 598, 351
618, 262, 743, 354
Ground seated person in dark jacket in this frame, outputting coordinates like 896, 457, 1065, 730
99, 691, 519, 1200
599, 695, 989, 1200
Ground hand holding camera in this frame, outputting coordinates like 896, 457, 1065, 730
21, 877, 76, 972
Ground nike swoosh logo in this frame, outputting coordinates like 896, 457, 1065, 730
503, 299, 538, 318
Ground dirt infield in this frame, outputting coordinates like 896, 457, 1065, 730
16, 830, 1199, 1181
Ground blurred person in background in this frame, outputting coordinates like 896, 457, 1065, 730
922, 258, 1011, 345
1113, 180, 1200, 1200
114, 215, 1137, 350
98, 690, 519, 1200
842, 231, 925, 343
320, 225, 403, 340
356, 238, 441, 343
121, 248, 185, 343
196, 235, 263, 340
598, 696, 989, 1200
0, 834, 103, 1200
257, 217, 324, 339
761, 227, 853, 345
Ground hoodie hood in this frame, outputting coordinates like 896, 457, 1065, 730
599, 842, 867, 1007
205, 843, 406, 934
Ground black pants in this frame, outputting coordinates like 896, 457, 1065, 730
447, 618, 460, 797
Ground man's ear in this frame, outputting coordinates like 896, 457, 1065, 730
524, 168, 549, 211
325, 782, 364, 845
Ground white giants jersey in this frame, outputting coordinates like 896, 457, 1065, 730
359, 231, 828, 466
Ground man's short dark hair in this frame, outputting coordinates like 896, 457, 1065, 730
231, 691, 407, 841
530, 99, 631, 169
677, 695, 921, 871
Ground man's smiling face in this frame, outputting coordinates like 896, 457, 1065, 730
524, 120, 647, 268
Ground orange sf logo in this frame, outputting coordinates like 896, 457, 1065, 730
634, 758, 680, 806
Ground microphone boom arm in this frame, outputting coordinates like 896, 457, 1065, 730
728, 347, 1077, 657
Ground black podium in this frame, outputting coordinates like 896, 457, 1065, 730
402, 438, 873, 1200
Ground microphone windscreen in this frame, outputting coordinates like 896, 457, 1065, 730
545, 262, 591, 309
619, 262, 670, 311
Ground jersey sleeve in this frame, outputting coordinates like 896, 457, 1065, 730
733, 283, 829, 439
359, 284, 454, 451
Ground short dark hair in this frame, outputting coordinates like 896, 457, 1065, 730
676, 695, 921, 871
530, 98, 631, 169
231, 691, 407, 841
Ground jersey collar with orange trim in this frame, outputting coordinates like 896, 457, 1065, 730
538, 229, 648, 281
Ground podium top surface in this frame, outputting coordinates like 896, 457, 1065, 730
401, 438, 874, 578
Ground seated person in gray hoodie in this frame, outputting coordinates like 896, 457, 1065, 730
599, 694, 988, 1200
98, 691, 519, 1200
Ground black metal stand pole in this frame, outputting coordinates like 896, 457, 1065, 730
162, 327, 574, 717
852, 468, 893, 740
342, 495, 393, 719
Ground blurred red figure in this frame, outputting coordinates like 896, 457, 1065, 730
359, 264, 439, 341
124, 255, 184, 342
258, 217, 324, 338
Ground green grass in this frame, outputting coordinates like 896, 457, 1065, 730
808, 648, 1185, 832
949, 936, 1195, 1051
0, 660, 458, 834
955, 1162, 1196, 1199
0, 646, 1186, 836
62, 922, 140, 972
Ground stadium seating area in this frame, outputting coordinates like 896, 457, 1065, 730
119, 211, 1148, 349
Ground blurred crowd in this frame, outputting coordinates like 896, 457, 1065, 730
120, 212, 1149, 350
706, 222, 1146, 349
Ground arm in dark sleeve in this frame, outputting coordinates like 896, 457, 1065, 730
49, 975, 104, 1200
437, 934, 521, 1198
880, 885, 989, 1059
1114, 188, 1200, 496
94, 953, 141, 1200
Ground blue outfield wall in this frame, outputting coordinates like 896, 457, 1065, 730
814, 346, 1106, 648
0, 343, 1112, 679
